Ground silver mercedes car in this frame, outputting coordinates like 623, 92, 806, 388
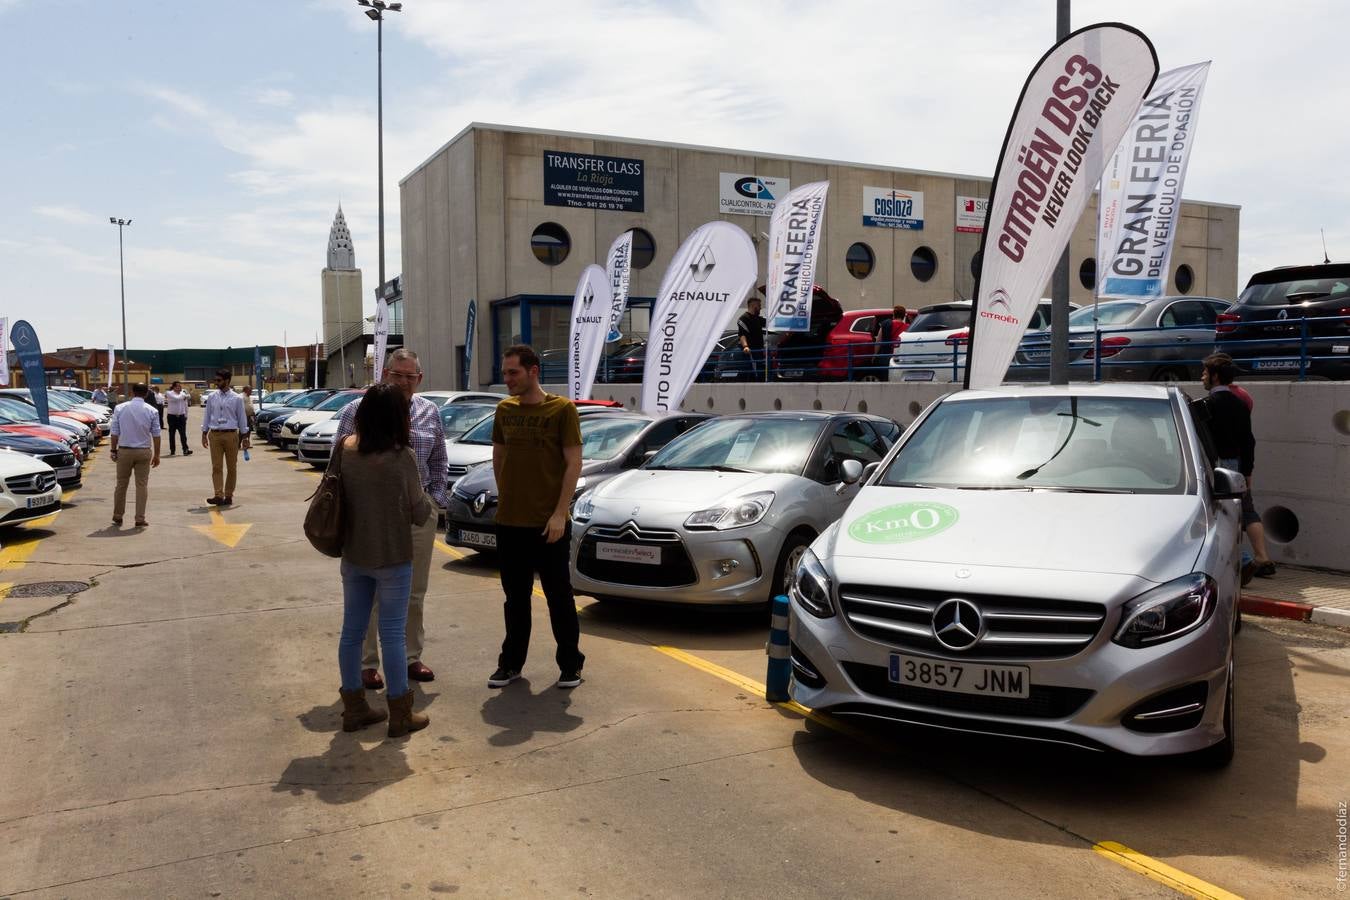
788, 384, 1243, 763
571, 411, 902, 606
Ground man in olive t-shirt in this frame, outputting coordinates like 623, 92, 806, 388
488, 344, 585, 689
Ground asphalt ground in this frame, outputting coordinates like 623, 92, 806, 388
1, 406, 1347, 899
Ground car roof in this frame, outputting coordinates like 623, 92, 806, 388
947, 383, 1174, 402
1247, 262, 1350, 286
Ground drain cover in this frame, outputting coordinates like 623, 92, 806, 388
4, 581, 89, 599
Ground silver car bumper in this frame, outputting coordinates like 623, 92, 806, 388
571, 518, 786, 605
788, 577, 1232, 756
296, 438, 332, 463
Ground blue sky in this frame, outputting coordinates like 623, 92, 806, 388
3, 0, 1346, 350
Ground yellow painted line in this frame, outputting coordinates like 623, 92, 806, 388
433, 540, 465, 559
190, 507, 252, 548
0, 535, 45, 570
1092, 842, 1243, 900
0, 583, 11, 605
653, 642, 1240, 899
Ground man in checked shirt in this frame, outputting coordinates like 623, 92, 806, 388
334, 348, 448, 687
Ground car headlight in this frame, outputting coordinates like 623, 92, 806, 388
1113, 573, 1218, 648
791, 548, 834, 618
573, 476, 587, 493
684, 491, 774, 530
573, 488, 596, 523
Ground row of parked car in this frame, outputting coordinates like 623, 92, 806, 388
0, 386, 112, 530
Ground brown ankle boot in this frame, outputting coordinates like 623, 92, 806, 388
386, 690, 429, 738
339, 688, 388, 732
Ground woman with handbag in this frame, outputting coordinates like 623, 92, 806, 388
331, 383, 433, 737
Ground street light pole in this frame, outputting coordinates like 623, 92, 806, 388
110, 217, 132, 397
357, 0, 401, 293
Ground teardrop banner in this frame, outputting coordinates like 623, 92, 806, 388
605, 230, 634, 343
568, 264, 612, 400
10, 320, 49, 424
641, 222, 758, 415
373, 297, 390, 382
765, 181, 830, 333
1097, 60, 1210, 300
964, 23, 1159, 390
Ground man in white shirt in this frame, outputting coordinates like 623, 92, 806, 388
164, 380, 193, 456
108, 382, 161, 527
92, 386, 108, 405
201, 369, 250, 506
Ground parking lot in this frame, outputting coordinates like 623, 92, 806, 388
1, 406, 1347, 899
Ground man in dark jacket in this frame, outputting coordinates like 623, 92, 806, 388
1201, 354, 1274, 581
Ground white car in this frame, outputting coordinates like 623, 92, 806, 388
0, 451, 62, 528
444, 414, 496, 485
888, 299, 1076, 384
417, 390, 506, 408
277, 390, 363, 451
296, 418, 341, 466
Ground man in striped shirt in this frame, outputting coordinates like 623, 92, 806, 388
334, 348, 448, 687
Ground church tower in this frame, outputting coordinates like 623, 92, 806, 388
321, 205, 364, 385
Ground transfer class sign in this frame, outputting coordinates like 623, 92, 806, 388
544, 150, 645, 212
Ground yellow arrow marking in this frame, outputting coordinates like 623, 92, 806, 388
191, 508, 252, 548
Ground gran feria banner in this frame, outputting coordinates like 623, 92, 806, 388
605, 230, 633, 342
965, 23, 1158, 390
641, 222, 758, 414
765, 181, 830, 332
567, 264, 612, 400
1097, 61, 1210, 299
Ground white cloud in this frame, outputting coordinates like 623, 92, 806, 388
34, 205, 101, 226
252, 87, 296, 108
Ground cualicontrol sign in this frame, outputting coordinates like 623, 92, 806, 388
719, 173, 790, 217
544, 150, 645, 212
862, 187, 925, 230
847, 502, 960, 544
956, 196, 988, 233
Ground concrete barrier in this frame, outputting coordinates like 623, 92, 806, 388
531, 380, 1350, 574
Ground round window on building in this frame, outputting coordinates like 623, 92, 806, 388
630, 228, 656, 269
910, 246, 937, 283
970, 250, 983, 279
1079, 258, 1097, 290
1175, 264, 1195, 295
530, 222, 571, 266
846, 242, 875, 279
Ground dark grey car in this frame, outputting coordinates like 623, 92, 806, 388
444, 411, 713, 552
1012, 296, 1231, 382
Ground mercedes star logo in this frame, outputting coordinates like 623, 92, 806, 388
690, 246, 716, 283
931, 598, 983, 651
472, 491, 488, 515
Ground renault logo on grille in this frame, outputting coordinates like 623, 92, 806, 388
932, 598, 983, 651
472, 491, 488, 515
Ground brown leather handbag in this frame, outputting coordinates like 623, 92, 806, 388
303, 442, 346, 557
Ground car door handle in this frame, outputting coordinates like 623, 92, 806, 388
1176, 336, 1191, 342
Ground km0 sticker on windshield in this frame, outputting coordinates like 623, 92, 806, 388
848, 502, 959, 544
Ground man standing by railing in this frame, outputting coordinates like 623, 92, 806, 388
737, 296, 766, 379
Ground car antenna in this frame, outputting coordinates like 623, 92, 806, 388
1321, 228, 1332, 264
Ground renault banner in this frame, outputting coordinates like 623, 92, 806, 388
106, 343, 115, 388
1097, 61, 1210, 299
765, 181, 830, 333
462, 300, 476, 390
373, 298, 390, 382
0, 318, 8, 386
605, 230, 633, 342
641, 222, 758, 414
568, 265, 612, 400
965, 23, 1158, 390
11, 320, 49, 423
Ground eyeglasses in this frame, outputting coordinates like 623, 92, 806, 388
387, 370, 421, 380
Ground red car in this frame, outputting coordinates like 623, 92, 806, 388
775, 305, 907, 381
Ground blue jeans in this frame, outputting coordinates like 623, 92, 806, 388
339, 559, 412, 697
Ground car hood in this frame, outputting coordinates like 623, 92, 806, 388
593, 468, 799, 509
303, 419, 341, 437
285, 410, 337, 429
453, 456, 619, 500
825, 486, 1206, 583
445, 442, 494, 466
0, 449, 54, 477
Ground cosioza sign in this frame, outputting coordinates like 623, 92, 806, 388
848, 502, 959, 544
862, 187, 925, 230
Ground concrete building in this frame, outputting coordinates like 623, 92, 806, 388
398, 123, 1241, 390
321, 205, 365, 387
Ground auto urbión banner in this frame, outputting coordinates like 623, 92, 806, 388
568, 264, 612, 400
965, 23, 1158, 390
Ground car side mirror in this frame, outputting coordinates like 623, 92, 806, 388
636, 449, 659, 467
862, 461, 881, 483
839, 459, 864, 484
1212, 467, 1246, 501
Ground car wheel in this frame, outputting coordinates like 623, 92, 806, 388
770, 532, 813, 599
857, 374, 881, 383
1192, 656, 1235, 768
1151, 365, 1188, 382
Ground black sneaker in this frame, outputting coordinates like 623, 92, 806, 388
557, 671, 583, 689
487, 667, 521, 688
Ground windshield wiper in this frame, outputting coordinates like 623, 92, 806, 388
706, 464, 755, 473
889, 481, 939, 489
1031, 486, 1137, 494
1016, 399, 1101, 480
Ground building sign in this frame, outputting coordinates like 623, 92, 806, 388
956, 195, 988, 233
862, 187, 925, 230
719, 173, 790, 217
544, 150, 645, 212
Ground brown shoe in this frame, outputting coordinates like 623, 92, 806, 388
135, 520, 148, 528
206, 496, 221, 505
339, 688, 388, 733
221, 496, 234, 506
361, 668, 384, 690
407, 661, 435, 682
386, 690, 429, 738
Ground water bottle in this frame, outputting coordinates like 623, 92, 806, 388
243, 447, 251, 462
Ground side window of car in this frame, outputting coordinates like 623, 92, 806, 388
1028, 306, 1049, 330
850, 316, 876, 335
829, 419, 886, 465
867, 420, 901, 448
